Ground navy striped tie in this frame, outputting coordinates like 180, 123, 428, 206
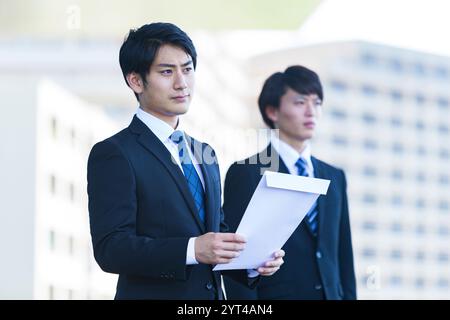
170, 131, 206, 224
295, 157, 318, 235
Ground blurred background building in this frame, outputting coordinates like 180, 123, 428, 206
0, 0, 448, 299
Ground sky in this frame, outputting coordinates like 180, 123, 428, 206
297, 0, 450, 57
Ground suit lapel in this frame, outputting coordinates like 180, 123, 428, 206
261, 144, 290, 174
129, 116, 206, 233
311, 156, 326, 241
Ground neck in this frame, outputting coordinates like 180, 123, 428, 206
278, 131, 308, 154
140, 107, 179, 129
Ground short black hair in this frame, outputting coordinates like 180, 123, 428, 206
119, 22, 197, 101
258, 65, 323, 129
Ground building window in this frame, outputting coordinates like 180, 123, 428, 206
437, 278, 449, 288
363, 193, 377, 204
439, 200, 449, 212
363, 166, 377, 177
70, 128, 76, 146
390, 117, 403, 128
439, 149, 449, 160
388, 58, 404, 73
416, 198, 426, 209
415, 251, 426, 261
416, 172, 426, 183
413, 62, 426, 76
51, 117, 58, 140
390, 249, 403, 260
363, 139, 378, 150
415, 278, 425, 289
438, 124, 449, 135
362, 247, 376, 258
416, 145, 426, 156
390, 275, 403, 287
437, 225, 449, 236
361, 85, 378, 97
332, 136, 348, 146
361, 53, 377, 66
50, 175, 56, 195
391, 169, 403, 181
49, 285, 54, 300
68, 236, 74, 256
391, 195, 403, 206
415, 121, 425, 131
435, 66, 449, 79
69, 183, 75, 203
415, 94, 426, 105
439, 174, 449, 186
415, 224, 426, 235
362, 113, 376, 124
391, 223, 403, 233
390, 90, 403, 102
437, 97, 449, 109
392, 142, 404, 154
362, 221, 377, 231
329, 80, 348, 92
49, 230, 56, 251
437, 252, 449, 263
330, 109, 347, 120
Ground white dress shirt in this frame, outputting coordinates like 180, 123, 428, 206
136, 107, 202, 265
270, 133, 315, 178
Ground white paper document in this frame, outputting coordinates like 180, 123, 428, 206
213, 171, 330, 271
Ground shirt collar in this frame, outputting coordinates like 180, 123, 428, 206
270, 132, 313, 172
136, 107, 178, 143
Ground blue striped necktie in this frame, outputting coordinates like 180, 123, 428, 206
295, 157, 319, 235
170, 130, 206, 224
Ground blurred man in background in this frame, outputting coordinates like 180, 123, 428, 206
223, 65, 356, 300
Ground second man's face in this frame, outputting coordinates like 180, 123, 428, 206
272, 88, 322, 143
138, 44, 195, 126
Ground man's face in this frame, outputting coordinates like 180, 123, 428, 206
268, 88, 322, 142
136, 44, 195, 125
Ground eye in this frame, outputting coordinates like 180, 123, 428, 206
183, 66, 193, 73
160, 69, 172, 75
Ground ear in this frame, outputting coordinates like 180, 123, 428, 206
265, 105, 279, 124
126, 72, 145, 95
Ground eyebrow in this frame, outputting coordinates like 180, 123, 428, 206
155, 60, 193, 68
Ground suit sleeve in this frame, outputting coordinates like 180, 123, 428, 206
221, 163, 260, 299
87, 140, 189, 280
338, 170, 357, 299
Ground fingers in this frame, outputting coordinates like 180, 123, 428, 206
257, 266, 280, 276
264, 257, 284, 268
274, 250, 285, 258
218, 233, 247, 243
220, 242, 246, 252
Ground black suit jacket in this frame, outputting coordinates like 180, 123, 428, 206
87, 116, 250, 299
223, 145, 356, 300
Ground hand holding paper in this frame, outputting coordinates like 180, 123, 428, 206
214, 171, 330, 271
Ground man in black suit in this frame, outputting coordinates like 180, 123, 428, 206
87, 22, 284, 300
223, 65, 356, 300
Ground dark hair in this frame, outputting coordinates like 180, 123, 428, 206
258, 65, 323, 129
119, 22, 197, 101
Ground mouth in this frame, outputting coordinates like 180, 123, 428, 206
171, 94, 190, 102
304, 121, 316, 129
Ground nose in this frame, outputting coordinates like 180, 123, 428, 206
174, 71, 187, 90
305, 100, 315, 115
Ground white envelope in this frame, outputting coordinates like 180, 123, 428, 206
214, 170, 330, 271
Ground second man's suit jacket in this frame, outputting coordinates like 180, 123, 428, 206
223, 144, 357, 300
87, 116, 251, 299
